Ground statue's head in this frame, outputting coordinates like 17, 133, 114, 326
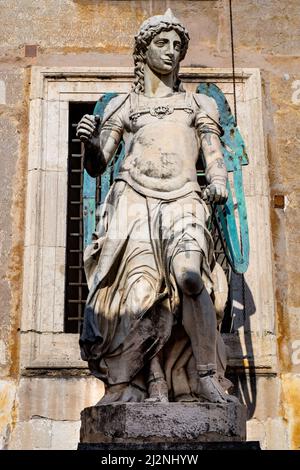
133, 9, 190, 93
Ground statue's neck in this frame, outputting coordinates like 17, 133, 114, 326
143, 64, 175, 98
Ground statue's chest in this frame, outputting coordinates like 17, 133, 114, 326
128, 94, 195, 133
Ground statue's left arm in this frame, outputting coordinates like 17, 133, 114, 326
194, 94, 228, 204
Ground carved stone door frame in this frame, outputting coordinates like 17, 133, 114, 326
21, 67, 277, 378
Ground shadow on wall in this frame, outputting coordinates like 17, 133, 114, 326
222, 272, 257, 419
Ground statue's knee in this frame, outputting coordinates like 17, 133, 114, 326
176, 269, 204, 296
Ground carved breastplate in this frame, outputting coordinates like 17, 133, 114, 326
128, 92, 195, 127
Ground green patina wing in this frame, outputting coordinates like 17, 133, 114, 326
196, 82, 249, 274
83, 93, 125, 248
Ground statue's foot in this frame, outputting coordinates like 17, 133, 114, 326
96, 382, 146, 405
145, 378, 169, 403
96, 383, 127, 405
218, 375, 234, 392
174, 393, 199, 403
196, 374, 239, 404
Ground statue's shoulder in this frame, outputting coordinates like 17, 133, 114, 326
102, 93, 131, 124
191, 92, 219, 122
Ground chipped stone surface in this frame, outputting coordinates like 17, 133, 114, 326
80, 402, 247, 444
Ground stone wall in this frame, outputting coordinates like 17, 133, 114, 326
0, 0, 299, 449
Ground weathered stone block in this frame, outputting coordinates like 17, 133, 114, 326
8, 418, 81, 450
80, 402, 247, 444
51, 420, 81, 450
8, 418, 52, 450
0, 68, 24, 106
18, 377, 104, 421
0, 380, 17, 449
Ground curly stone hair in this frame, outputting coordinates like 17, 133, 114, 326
133, 13, 190, 94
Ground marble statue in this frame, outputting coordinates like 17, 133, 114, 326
77, 9, 237, 405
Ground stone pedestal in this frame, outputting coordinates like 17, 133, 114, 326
79, 402, 247, 446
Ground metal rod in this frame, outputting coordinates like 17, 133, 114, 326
229, 0, 238, 125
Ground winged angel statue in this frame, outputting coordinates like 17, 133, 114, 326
76, 9, 249, 405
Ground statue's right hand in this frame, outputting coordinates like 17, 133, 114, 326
76, 114, 101, 143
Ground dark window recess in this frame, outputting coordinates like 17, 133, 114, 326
65, 102, 96, 333
65, 103, 232, 333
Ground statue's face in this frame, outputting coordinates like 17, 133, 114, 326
145, 29, 182, 75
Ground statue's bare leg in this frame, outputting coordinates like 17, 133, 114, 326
172, 251, 237, 403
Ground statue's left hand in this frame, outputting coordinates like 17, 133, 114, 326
202, 182, 228, 204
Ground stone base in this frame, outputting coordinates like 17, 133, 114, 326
80, 402, 247, 445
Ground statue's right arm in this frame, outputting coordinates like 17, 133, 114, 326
76, 114, 122, 177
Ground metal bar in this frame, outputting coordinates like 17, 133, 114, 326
229, 0, 237, 125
